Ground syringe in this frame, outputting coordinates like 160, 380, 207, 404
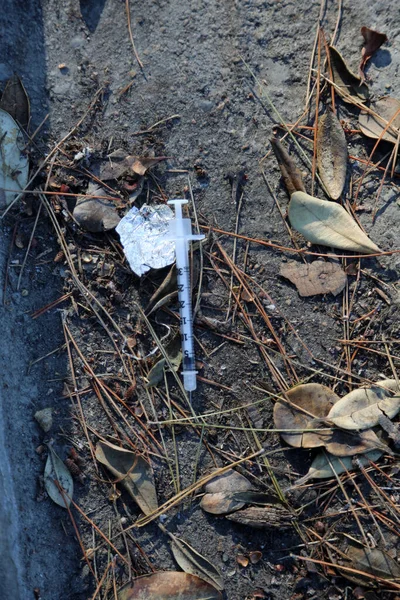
167, 199, 205, 392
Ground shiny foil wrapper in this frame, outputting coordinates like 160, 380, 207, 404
116, 204, 175, 276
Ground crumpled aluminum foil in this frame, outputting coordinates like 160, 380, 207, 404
116, 204, 175, 276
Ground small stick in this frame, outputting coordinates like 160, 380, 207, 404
125, 0, 144, 70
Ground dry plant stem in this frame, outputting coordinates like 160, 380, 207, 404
200, 224, 400, 259
215, 241, 298, 384
91, 562, 112, 600
127, 447, 266, 529
125, 0, 144, 69
305, 0, 326, 105
294, 554, 400, 590
1, 87, 104, 219
371, 143, 397, 222
22, 112, 49, 151
3, 222, 17, 305
355, 461, 400, 524
62, 315, 99, 472
330, 0, 343, 46
31, 292, 73, 319
226, 191, 244, 322
261, 170, 306, 262
311, 28, 322, 196
43, 195, 134, 384
16, 199, 42, 291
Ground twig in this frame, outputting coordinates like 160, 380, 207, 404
125, 0, 144, 70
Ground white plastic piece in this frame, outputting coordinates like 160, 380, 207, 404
167, 199, 204, 392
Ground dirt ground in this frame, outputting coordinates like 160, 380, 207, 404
1, 0, 400, 599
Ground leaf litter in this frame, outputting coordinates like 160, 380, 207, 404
280, 260, 347, 296
44, 446, 74, 508
359, 26, 388, 80
328, 45, 369, 104
316, 109, 348, 200
288, 191, 381, 253
359, 96, 400, 144
118, 572, 223, 600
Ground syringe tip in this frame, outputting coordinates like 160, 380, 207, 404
183, 370, 197, 392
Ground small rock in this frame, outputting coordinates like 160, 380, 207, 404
34, 407, 53, 432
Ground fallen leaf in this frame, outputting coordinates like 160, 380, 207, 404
359, 27, 388, 80
328, 45, 369, 104
236, 555, 249, 568
167, 532, 224, 591
200, 469, 253, 515
200, 492, 248, 515
226, 505, 294, 528
296, 449, 383, 485
273, 383, 340, 448
318, 428, 390, 457
0, 108, 29, 208
204, 469, 252, 494
347, 539, 400, 584
73, 183, 120, 232
131, 156, 168, 176
95, 441, 158, 515
327, 379, 400, 430
288, 191, 380, 254
44, 446, 73, 508
280, 260, 347, 297
0, 74, 30, 129
317, 110, 348, 200
359, 96, 400, 145
145, 334, 183, 388
118, 572, 222, 600
145, 264, 177, 316
270, 138, 306, 196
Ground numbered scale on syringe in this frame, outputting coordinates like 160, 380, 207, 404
168, 199, 204, 392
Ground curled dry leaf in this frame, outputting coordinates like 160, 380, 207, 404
273, 383, 340, 448
296, 449, 383, 485
0, 108, 29, 208
0, 74, 30, 129
95, 441, 158, 515
288, 191, 380, 254
44, 446, 73, 508
200, 468, 252, 515
73, 183, 120, 232
359, 26, 388, 80
280, 260, 347, 297
118, 572, 222, 600
317, 110, 348, 200
131, 156, 168, 176
328, 46, 369, 104
145, 333, 183, 388
167, 532, 224, 591
270, 138, 305, 196
359, 96, 400, 145
226, 504, 294, 529
327, 379, 400, 430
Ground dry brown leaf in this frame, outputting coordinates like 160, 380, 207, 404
296, 450, 383, 485
359, 26, 388, 80
359, 96, 400, 144
203, 469, 252, 494
280, 260, 347, 297
273, 383, 340, 448
249, 551, 262, 565
270, 138, 305, 196
131, 156, 168, 175
0, 74, 30, 129
200, 469, 252, 515
313, 428, 390, 457
95, 441, 158, 515
118, 572, 222, 600
288, 192, 381, 254
317, 110, 348, 200
328, 46, 369, 104
327, 379, 400, 430
73, 184, 120, 232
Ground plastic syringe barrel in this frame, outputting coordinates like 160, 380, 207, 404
167, 199, 204, 392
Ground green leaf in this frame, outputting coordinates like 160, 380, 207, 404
288, 191, 380, 254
